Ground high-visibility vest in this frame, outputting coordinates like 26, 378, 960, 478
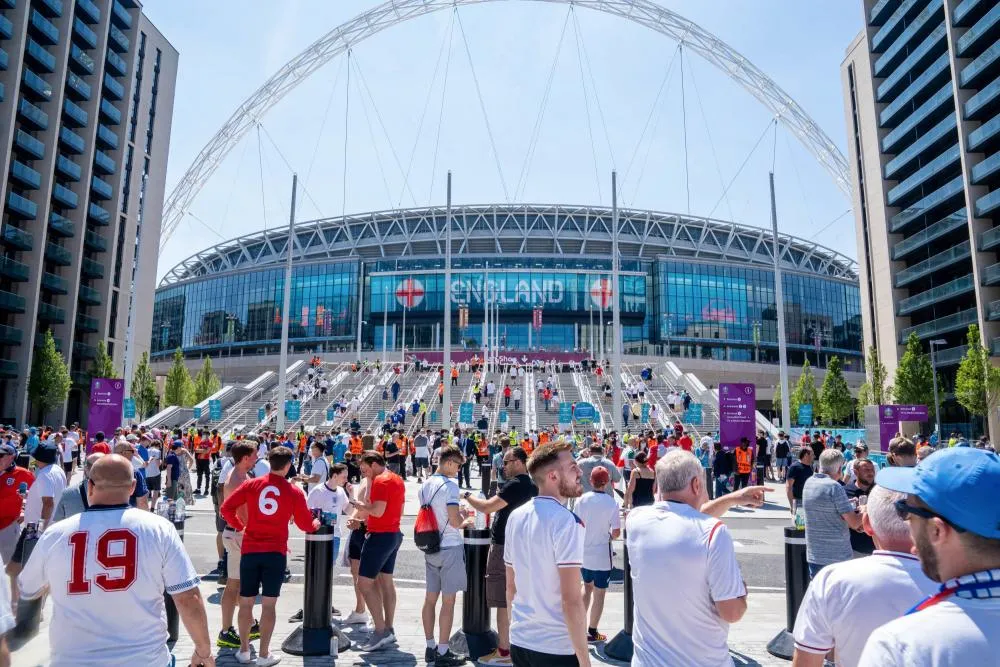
451, 368, 459, 378
539, 432, 550, 446
350, 437, 362, 455
735, 447, 752, 475
477, 440, 488, 457
521, 439, 533, 455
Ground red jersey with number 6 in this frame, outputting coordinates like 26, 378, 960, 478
220, 473, 319, 554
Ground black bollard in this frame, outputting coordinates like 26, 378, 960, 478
705, 467, 714, 500
283, 523, 349, 655
766, 526, 809, 659
449, 527, 497, 660
164, 517, 186, 642
604, 525, 633, 661
480, 463, 492, 496
10, 530, 42, 646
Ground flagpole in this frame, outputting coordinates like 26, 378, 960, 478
442, 172, 453, 430
276, 173, 297, 434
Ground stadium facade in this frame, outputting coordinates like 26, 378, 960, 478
153, 204, 863, 372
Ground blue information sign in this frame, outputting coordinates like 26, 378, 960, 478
797, 403, 813, 427
558, 402, 572, 424
684, 404, 703, 425
258, 407, 266, 421
326, 408, 335, 421
430, 410, 438, 423
193, 407, 202, 420
123, 398, 136, 420
285, 400, 301, 421
209, 399, 222, 421
459, 402, 474, 423
640, 402, 650, 424
574, 402, 597, 425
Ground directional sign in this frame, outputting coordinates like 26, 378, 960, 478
285, 400, 301, 421
574, 402, 596, 425
640, 402, 650, 424
193, 407, 202, 420
258, 407, 266, 421
326, 408, 335, 421
209, 399, 222, 421
123, 398, 136, 420
684, 404, 703, 425
558, 401, 571, 424
797, 403, 813, 427
459, 402, 474, 424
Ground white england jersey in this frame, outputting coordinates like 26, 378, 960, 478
18, 504, 200, 667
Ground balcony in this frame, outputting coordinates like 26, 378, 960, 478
69, 44, 94, 76
873, 1, 942, 78
73, 17, 97, 49
37, 302, 65, 323
962, 42, 1000, 90
0, 15, 11, 40
88, 202, 110, 225
105, 48, 126, 77
972, 152, 1000, 186
965, 77, 1000, 121
887, 146, 962, 208
91, 176, 113, 200
59, 127, 85, 154
5, 194, 37, 221
36, 334, 62, 352
41, 271, 68, 294
876, 25, 947, 103
969, 112, 1000, 152
75, 0, 100, 23
45, 242, 72, 266
76, 312, 98, 332
111, 1, 131, 28
897, 275, 975, 316
38, 0, 62, 17
30, 10, 60, 45
65, 72, 91, 101
49, 213, 74, 237
0, 48, 7, 71
82, 257, 104, 278
880, 55, 950, 128
935, 345, 969, 366
9, 161, 42, 190
78, 284, 101, 305
0, 256, 30, 282
881, 83, 953, 155
976, 189, 1000, 217
899, 308, 979, 342
103, 73, 124, 100
18, 98, 49, 130
982, 261, 1000, 285
0, 361, 18, 379
84, 230, 107, 252
889, 176, 966, 232
871, 0, 924, 49
956, 4, 1000, 58
15, 130, 45, 160
93, 150, 115, 174
0, 291, 26, 314
108, 25, 128, 53
52, 184, 78, 209
885, 114, 957, 181
955, 0, 990, 26
96, 124, 118, 150
73, 341, 96, 359
895, 240, 971, 287
62, 98, 88, 127
22, 68, 53, 101
26, 39, 56, 73
71, 371, 90, 386
894, 210, 967, 260
100, 98, 121, 125
0, 325, 23, 346
56, 155, 81, 182
1, 224, 33, 251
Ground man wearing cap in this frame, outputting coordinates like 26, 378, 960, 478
858, 448, 1000, 666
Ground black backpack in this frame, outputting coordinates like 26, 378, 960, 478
414, 481, 447, 554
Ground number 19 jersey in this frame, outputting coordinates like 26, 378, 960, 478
18, 504, 200, 667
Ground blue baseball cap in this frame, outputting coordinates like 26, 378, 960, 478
877, 447, 1000, 539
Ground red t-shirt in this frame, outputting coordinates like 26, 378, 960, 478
678, 436, 693, 452
0, 466, 34, 530
91, 441, 111, 454
367, 470, 405, 533
220, 473, 319, 554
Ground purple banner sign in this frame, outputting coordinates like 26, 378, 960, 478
719, 383, 756, 451
411, 351, 590, 365
87, 377, 124, 453
878, 405, 900, 453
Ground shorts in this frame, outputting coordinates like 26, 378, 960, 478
222, 530, 243, 577
510, 645, 579, 667
215, 511, 226, 533
0, 522, 21, 563
239, 551, 287, 598
147, 475, 161, 492
485, 542, 507, 608
581, 568, 612, 589
425, 546, 466, 595
348, 523, 367, 560
415, 457, 429, 469
165, 482, 178, 500
358, 531, 403, 579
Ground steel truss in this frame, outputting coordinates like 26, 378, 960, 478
159, 0, 851, 253
158, 204, 858, 286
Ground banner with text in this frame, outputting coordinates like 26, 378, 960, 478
719, 383, 756, 451
88, 378, 124, 453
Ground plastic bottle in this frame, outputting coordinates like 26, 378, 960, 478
175, 498, 186, 523
167, 500, 176, 523
793, 505, 806, 530
473, 492, 487, 530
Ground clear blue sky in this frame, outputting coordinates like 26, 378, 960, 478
143, 0, 865, 280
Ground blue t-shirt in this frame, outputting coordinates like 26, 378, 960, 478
26, 434, 39, 454
332, 440, 347, 463
136, 444, 149, 463
129, 469, 149, 506
164, 452, 181, 482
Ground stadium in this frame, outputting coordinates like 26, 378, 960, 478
152, 203, 862, 375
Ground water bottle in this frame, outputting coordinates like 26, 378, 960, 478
794, 505, 806, 530
155, 496, 168, 518
175, 498, 186, 523
17, 481, 27, 500
473, 492, 488, 530
168, 500, 176, 523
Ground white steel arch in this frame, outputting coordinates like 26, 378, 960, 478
160, 0, 850, 253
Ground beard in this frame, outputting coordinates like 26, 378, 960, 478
558, 471, 584, 499
913, 521, 942, 582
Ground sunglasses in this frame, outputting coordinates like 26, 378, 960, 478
893, 499, 966, 533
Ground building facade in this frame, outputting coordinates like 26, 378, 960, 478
153, 205, 863, 372
842, 0, 999, 432
0, 0, 176, 424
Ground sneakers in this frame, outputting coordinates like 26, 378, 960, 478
288, 609, 303, 623
234, 650, 254, 664
216, 627, 240, 648
250, 619, 261, 640
343, 610, 369, 625
477, 649, 512, 666
434, 648, 467, 666
359, 628, 396, 652
426, 646, 438, 663
587, 629, 607, 643
256, 656, 282, 667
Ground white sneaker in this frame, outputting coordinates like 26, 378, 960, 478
256, 656, 282, 667
343, 610, 368, 625
234, 650, 255, 664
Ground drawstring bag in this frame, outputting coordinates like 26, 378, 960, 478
414, 482, 446, 554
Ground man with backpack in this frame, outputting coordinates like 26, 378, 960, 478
415, 445, 469, 665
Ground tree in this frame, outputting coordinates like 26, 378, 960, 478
28, 330, 71, 418
894, 332, 936, 418
820, 356, 854, 425
856, 382, 872, 423
90, 340, 117, 380
866, 345, 893, 407
131, 351, 159, 419
193, 357, 221, 403
164, 348, 194, 407
790, 359, 819, 425
953, 325, 1000, 434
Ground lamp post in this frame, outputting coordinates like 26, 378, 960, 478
929, 339, 946, 438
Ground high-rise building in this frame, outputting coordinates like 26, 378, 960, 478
842, 0, 999, 434
0, 0, 176, 424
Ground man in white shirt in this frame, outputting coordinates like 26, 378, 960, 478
6, 443, 66, 587
504, 442, 590, 667
858, 448, 1000, 666
300, 441, 329, 493
18, 454, 214, 667
575, 467, 620, 643
627, 449, 766, 667
792, 485, 937, 666
419, 446, 468, 666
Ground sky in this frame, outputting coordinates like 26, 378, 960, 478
142, 0, 866, 281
